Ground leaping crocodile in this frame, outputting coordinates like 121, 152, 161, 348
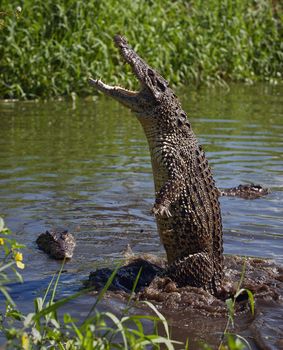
89, 35, 224, 294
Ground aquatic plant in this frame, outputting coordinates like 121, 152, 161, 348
0, 217, 25, 306
1, 263, 184, 349
0, 0, 282, 99
0, 223, 182, 349
218, 260, 255, 350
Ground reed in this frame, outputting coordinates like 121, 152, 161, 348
0, 1, 282, 97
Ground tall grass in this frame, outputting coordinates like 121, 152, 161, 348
0, 0, 282, 98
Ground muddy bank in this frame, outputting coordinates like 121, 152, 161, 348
86, 255, 282, 315
85, 254, 283, 349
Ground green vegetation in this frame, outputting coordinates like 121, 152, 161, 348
0, 218, 254, 349
1, 218, 183, 350
2, 268, 183, 349
0, 0, 282, 99
0, 218, 25, 306
219, 261, 255, 350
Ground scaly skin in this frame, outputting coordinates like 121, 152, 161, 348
36, 230, 76, 259
89, 35, 223, 294
219, 184, 269, 199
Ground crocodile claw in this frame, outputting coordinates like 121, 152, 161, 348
151, 204, 172, 217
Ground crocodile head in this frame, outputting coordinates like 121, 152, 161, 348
89, 35, 171, 114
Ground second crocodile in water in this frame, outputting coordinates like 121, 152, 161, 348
89, 35, 223, 295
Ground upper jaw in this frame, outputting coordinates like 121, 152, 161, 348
113, 35, 167, 98
113, 35, 149, 86
88, 34, 149, 101
88, 34, 167, 108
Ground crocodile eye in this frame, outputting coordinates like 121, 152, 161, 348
147, 69, 166, 92
148, 68, 155, 78
180, 112, 187, 120
147, 69, 157, 87
157, 79, 166, 92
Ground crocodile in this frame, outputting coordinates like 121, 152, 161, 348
219, 184, 269, 199
89, 35, 224, 294
36, 229, 76, 259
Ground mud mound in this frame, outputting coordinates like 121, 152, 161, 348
138, 256, 282, 316
85, 255, 283, 348
86, 255, 282, 315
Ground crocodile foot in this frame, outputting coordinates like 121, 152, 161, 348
151, 204, 172, 217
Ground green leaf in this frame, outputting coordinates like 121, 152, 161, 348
34, 297, 43, 313
50, 259, 66, 304
0, 218, 4, 232
24, 313, 35, 327
32, 288, 91, 322
105, 311, 128, 350
82, 264, 121, 324
142, 301, 170, 339
235, 288, 255, 316
0, 286, 15, 307
11, 266, 24, 283
225, 333, 252, 350
225, 297, 235, 329
0, 261, 15, 273
63, 313, 74, 324
5, 307, 23, 321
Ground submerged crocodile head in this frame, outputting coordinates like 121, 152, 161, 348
89, 35, 175, 114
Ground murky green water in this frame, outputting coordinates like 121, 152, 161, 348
0, 84, 283, 348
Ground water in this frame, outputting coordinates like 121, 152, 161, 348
0, 83, 282, 348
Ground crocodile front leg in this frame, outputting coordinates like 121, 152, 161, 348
152, 177, 184, 217
150, 146, 187, 217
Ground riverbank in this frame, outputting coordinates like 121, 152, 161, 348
0, 0, 282, 99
